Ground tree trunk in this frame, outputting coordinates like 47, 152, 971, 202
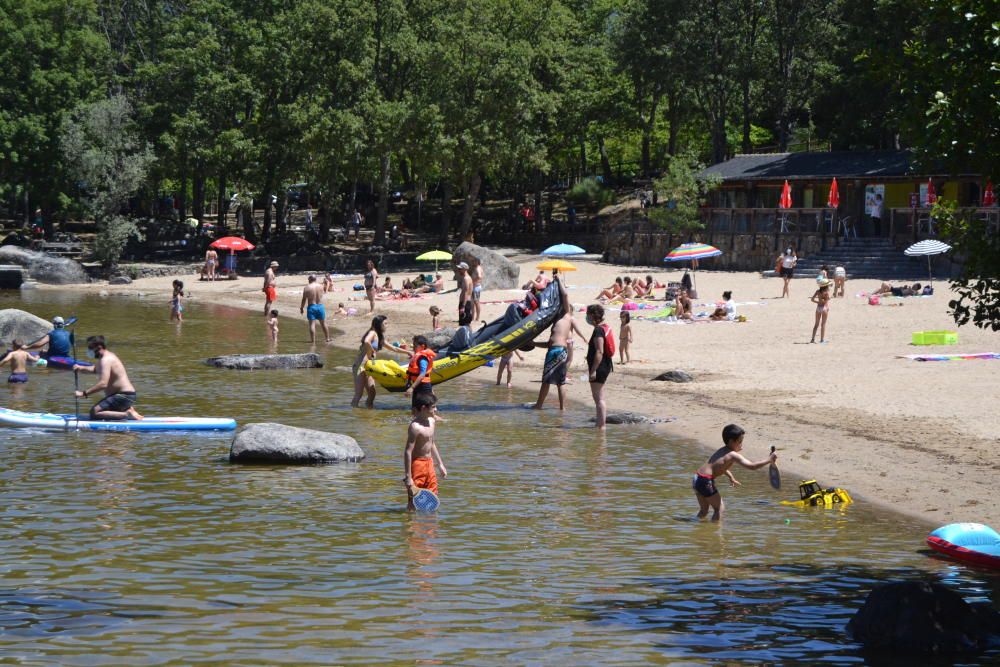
177, 172, 187, 220
712, 113, 728, 164
579, 135, 587, 179
640, 132, 651, 178
217, 172, 227, 230
399, 158, 411, 185
193, 172, 205, 225
458, 171, 482, 239
261, 188, 272, 241
241, 204, 257, 244
598, 136, 613, 184
375, 151, 391, 246
741, 77, 753, 154
533, 169, 543, 234
439, 180, 453, 243
275, 195, 286, 235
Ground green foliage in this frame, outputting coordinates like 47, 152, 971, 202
934, 201, 1000, 331
649, 154, 720, 232
93, 215, 143, 268
567, 177, 615, 210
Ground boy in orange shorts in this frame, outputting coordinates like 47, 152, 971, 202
403, 392, 448, 510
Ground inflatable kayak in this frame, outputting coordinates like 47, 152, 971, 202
0, 407, 236, 432
927, 523, 1000, 569
366, 279, 564, 392
42, 355, 92, 370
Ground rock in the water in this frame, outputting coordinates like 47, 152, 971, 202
0, 309, 55, 346
600, 412, 676, 425
108, 275, 132, 285
0, 246, 88, 284
205, 353, 323, 370
653, 370, 693, 383
452, 242, 519, 289
230, 423, 365, 464
425, 327, 456, 351
847, 581, 1000, 655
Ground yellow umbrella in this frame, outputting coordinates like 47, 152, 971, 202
536, 258, 577, 271
415, 249, 453, 272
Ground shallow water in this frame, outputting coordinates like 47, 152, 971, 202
1, 291, 997, 665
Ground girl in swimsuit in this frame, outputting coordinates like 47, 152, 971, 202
595, 277, 623, 301
810, 280, 831, 343
204, 249, 218, 281
170, 280, 184, 322
352, 315, 412, 408
363, 259, 378, 313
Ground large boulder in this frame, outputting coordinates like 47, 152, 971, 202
452, 242, 519, 289
847, 581, 1000, 655
597, 412, 677, 425
204, 353, 323, 370
653, 370, 693, 383
0, 309, 55, 346
230, 423, 365, 464
0, 246, 88, 284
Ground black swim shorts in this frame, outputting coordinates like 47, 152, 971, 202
591, 358, 613, 384
95, 392, 137, 414
693, 474, 718, 498
780, 266, 794, 278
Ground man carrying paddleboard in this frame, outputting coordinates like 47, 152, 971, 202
25, 316, 73, 359
72, 336, 143, 421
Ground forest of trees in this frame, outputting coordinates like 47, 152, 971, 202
0, 0, 994, 248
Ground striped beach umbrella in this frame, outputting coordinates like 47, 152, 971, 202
664, 243, 722, 290
904, 239, 951, 282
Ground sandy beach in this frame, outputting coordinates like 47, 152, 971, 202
49, 255, 1000, 528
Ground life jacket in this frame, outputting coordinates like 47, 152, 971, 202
47, 328, 73, 357
598, 323, 616, 357
406, 348, 436, 385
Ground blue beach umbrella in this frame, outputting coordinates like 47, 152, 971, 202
542, 243, 586, 256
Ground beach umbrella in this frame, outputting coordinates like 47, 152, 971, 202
536, 258, 578, 272
779, 180, 793, 209
827, 178, 840, 208
415, 249, 452, 272
926, 179, 937, 206
664, 242, 722, 290
983, 181, 995, 207
541, 243, 586, 256
904, 239, 951, 282
210, 236, 256, 251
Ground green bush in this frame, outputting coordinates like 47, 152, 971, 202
567, 177, 615, 209
93, 215, 143, 268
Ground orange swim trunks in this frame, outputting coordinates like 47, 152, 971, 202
410, 456, 438, 494
264, 286, 277, 301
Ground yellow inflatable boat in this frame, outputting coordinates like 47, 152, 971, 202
366, 279, 564, 392
780, 480, 853, 508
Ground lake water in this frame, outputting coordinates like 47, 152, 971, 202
1, 290, 997, 665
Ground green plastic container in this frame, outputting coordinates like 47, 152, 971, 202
911, 330, 958, 345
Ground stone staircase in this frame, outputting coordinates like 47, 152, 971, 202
787, 239, 929, 280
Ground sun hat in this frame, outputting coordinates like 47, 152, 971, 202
52, 316, 65, 326
456, 262, 469, 270
269, 261, 279, 268
819, 278, 832, 287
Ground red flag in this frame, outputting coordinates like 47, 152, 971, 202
827, 178, 840, 208
779, 180, 792, 209
984, 181, 995, 207
926, 179, 937, 206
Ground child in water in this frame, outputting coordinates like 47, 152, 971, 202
693, 424, 777, 521
170, 280, 184, 322
619, 311, 633, 364
403, 392, 448, 510
267, 309, 279, 343
496, 349, 524, 388
0, 340, 38, 383
429, 305, 441, 330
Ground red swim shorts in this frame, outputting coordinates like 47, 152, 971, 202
410, 456, 438, 494
264, 286, 277, 301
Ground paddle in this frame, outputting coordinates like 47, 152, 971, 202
768, 446, 781, 490
69, 317, 81, 426
411, 487, 440, 513
24, 316, 78, 349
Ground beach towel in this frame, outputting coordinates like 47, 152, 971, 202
901, 352, 1000, 362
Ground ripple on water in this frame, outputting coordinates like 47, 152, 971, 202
1, 293, 998, 664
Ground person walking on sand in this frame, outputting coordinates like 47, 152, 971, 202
586, 304, 614, 429
471, 259, 484, 322
403, 392, 447, 510
263, 261, 278, 316
456, 262, 473, 323
533, 278, 572, 410
777, 248, 797, 298
810, 278, 831, 343
693, 424, 776, 521
72, 336, 143, 421
300, 275, 332, 343
363, 259, 378, 313
618, 311, 633, 364
204, 248, 218, 281
833, 265, 846, 298
0, 340, 38, 383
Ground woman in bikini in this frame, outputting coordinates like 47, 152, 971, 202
595, 277, 623, 301
363, 259, 379, 313
674, 289, 694, 320
810, 279, 831, 343
352, 315, 412, 408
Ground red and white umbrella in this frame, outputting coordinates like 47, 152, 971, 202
926, 179, 937, 206
210, 236, 256, 251
984, 181, 995, 207
779, 180, 793, 209
827, 178, 840, 208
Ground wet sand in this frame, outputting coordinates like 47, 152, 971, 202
50, 254, 1000, 528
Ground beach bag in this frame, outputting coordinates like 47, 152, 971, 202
775, 256, 783, 273
622, 301, 639, 311
598, 323, 616, 357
